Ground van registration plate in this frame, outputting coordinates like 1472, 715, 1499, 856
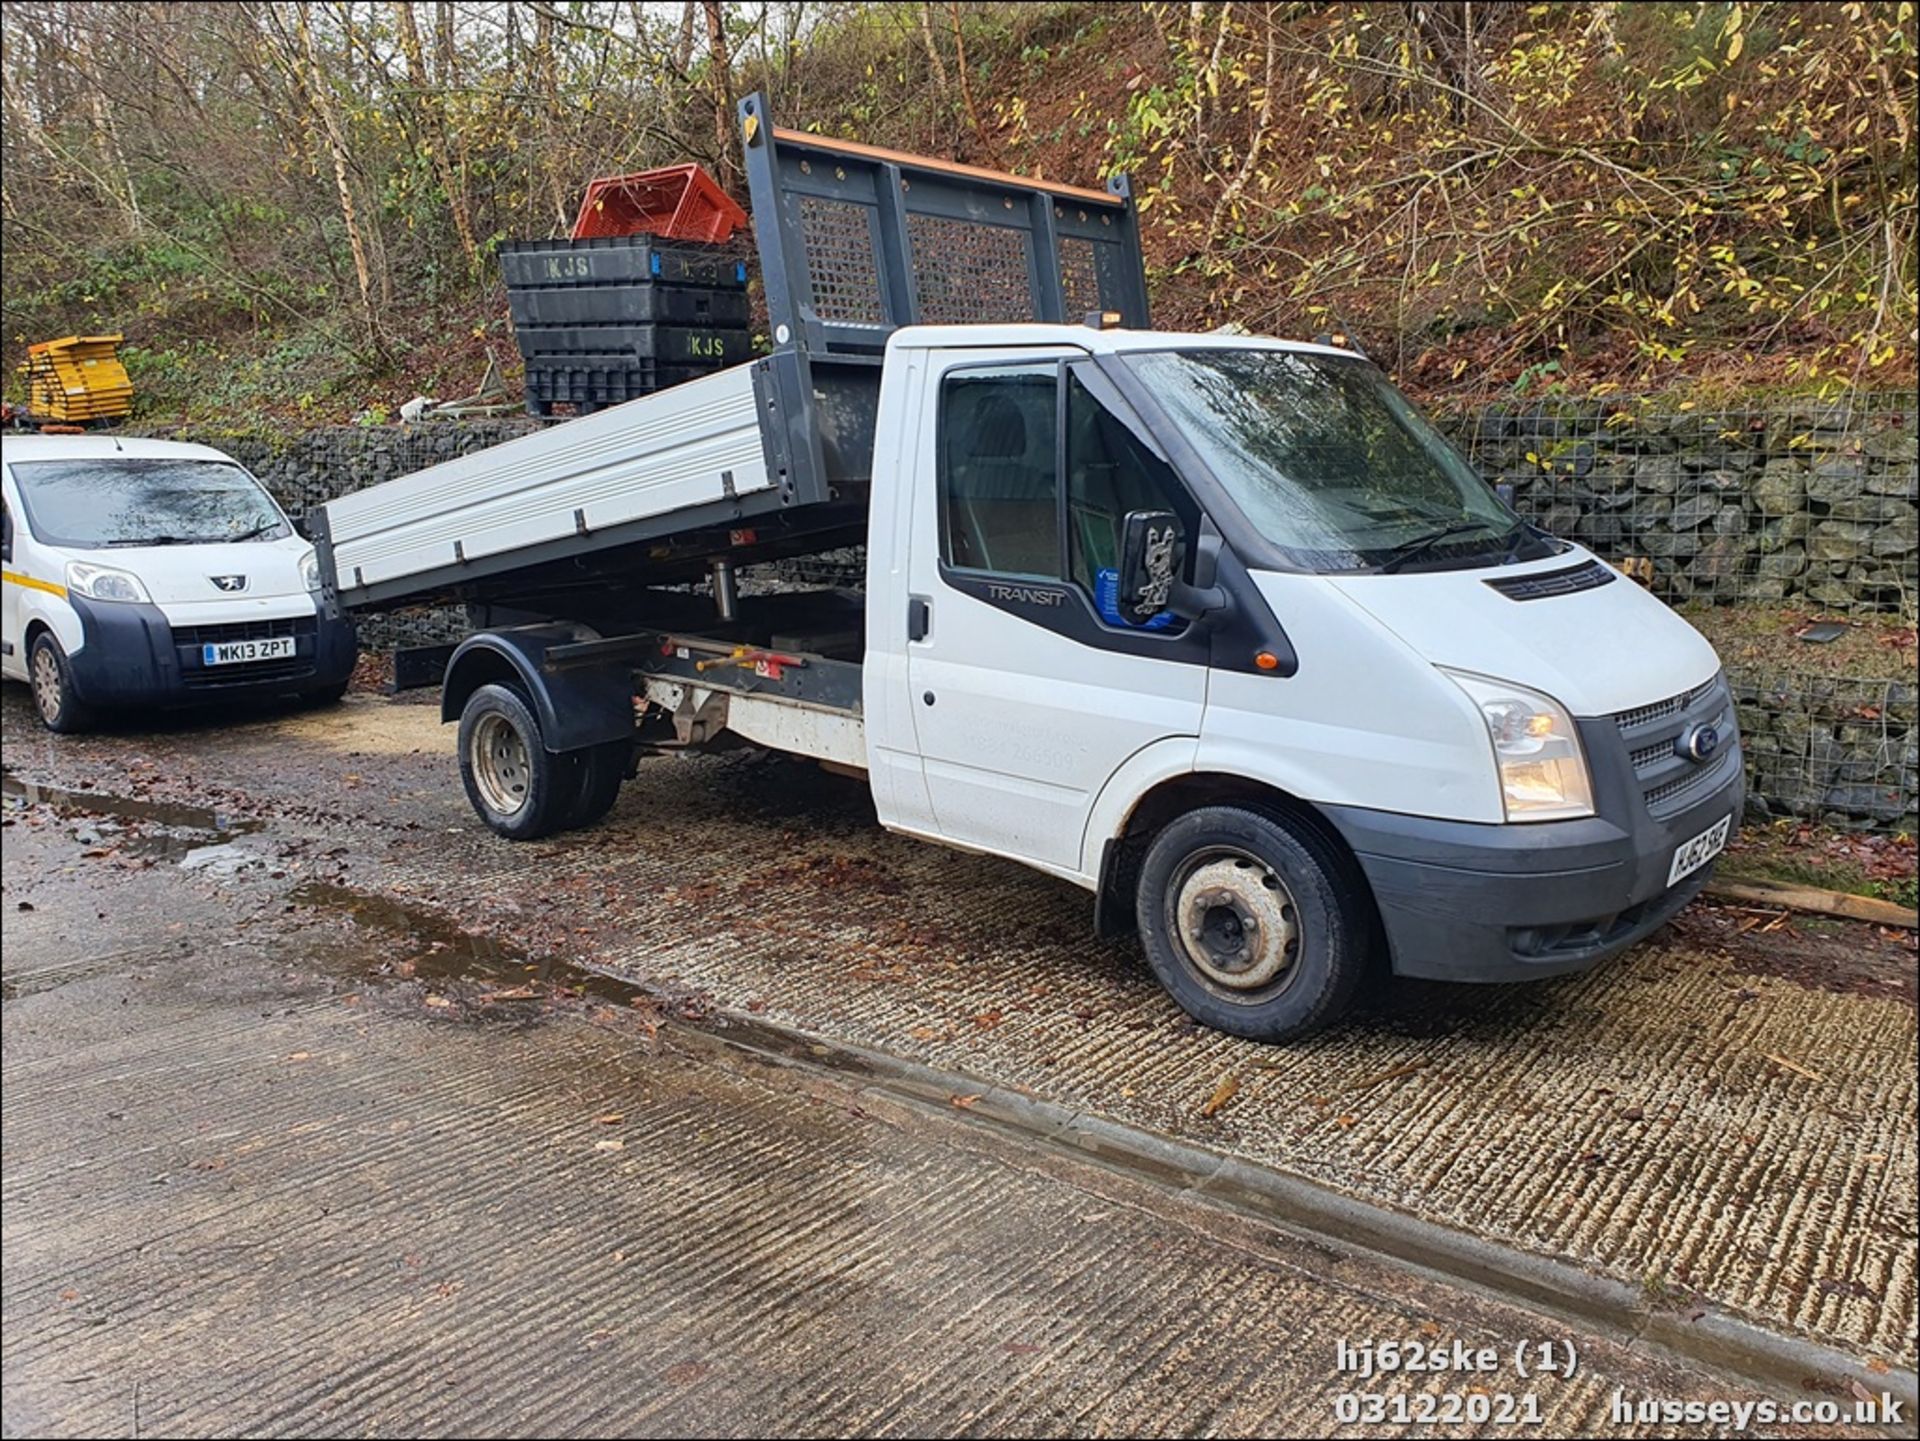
1667, 814, 1731, 888
203, 637, 297, 666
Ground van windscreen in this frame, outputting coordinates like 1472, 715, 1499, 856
10, 458, 289, 550
1125, 349, 1538, 573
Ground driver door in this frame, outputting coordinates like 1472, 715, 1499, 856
903, 356, 1208, 876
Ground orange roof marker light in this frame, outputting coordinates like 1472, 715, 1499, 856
571, 164, 748, 245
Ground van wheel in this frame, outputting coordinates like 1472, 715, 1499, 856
457, 683, 576, 841
564, 740, 628, 829
1136, 805, 1367, 1041
29, 633, 95, 735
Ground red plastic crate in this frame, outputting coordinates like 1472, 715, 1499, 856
571, 164, 748, 244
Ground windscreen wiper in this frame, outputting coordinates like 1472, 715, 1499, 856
227, 522, 278, 541
1376, 520, 1495, 574
107, 534, 191, 547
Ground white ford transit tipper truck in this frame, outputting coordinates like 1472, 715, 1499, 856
313, 97, 1742, 1039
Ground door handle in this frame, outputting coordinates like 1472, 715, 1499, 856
907, 596, 930, 642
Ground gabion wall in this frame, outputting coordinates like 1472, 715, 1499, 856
1439, 392, 1917, 616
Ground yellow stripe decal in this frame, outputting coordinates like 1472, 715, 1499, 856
1, 570, 68, 599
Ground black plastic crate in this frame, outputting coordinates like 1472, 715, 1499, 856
523, 358, 716, 416
512, 323, 751, 367
506, 284, 750, 329
499, 235, 749, 290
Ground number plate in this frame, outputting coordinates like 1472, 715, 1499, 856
1667, 814, 1732, 887
202, 636, 297, 667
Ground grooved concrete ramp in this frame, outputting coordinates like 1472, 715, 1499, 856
4, 824, 1808, 1439
5, 690, 1916, 1381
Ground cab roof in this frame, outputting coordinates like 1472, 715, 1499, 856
883, 324, 1364, 362
0, 434, 244, 466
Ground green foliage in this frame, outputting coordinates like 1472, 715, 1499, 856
2, 1, 1912, 426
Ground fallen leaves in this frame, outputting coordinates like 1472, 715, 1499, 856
1762, 1052, 1826, 1082
1199, 1074, 1240, 1118
593, 1138, 625, 1153
1346, 1059, 1428, 1091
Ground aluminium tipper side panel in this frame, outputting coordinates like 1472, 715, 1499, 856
325, 365, 769, 603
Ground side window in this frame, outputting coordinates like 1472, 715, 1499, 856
939, 364, 1060, 578
1065, 368, 1198, 620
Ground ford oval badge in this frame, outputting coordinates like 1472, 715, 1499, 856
1678, 723, 1721, 764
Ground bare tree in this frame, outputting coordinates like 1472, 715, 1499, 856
394, 0, 479, 278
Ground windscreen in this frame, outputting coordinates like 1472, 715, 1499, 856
1126, 349, 1518, 572
10, 458, 289, 549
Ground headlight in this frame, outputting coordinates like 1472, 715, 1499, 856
300, 550, 322, 592
1442, 669, 1595, 821
65, 561, 152, 604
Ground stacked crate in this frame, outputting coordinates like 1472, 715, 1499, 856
500, 236, 751, 417
18, 335, 134, 425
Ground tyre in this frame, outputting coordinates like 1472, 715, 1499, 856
563, 739, 628, 829
1136, 805, 1369, 1041
28, 632, 95, 734
456, 683, 578, 841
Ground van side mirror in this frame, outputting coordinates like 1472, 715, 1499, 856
293, 515, 313, 542
1117, 509, 1183, 626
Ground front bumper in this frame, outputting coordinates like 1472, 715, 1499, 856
66, 596, 358, 708
1326, 677, 1745, 983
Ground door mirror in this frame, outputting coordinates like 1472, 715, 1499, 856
1117, 509, 1183, 626
292, 514, 312, 542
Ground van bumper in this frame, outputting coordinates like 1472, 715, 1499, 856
1324, 719, 1745, 984
65, 596, 357, 708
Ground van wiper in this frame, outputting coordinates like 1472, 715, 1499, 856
1376, 520, 1496, 573
227, 522, 278, 541
106, 534, 191, 547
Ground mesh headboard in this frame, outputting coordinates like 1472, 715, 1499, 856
738, 92, 1151, 358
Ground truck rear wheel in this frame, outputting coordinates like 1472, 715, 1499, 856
1136, 805, 1367, 1041
457, 683, 577, 841
564, 740, 628, 828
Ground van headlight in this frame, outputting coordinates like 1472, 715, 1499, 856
1442, 669, 1595, 821
300, 550, 322, 593
65, 561, 152, 605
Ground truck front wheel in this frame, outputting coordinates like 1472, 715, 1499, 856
1136, 805, 1368, 1041
457, 683, 578, 841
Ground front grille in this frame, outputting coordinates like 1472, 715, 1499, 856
1643, 742, 1741, 816
1611, 672, 1739, 819
1613, 675, 1720, 734
181, 657, 316, 690
173, 613, 319, 690
1483, 559, 1616, 601
173, 615, 316, 648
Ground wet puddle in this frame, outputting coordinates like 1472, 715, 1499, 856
2, 769, 264, 863
285, 878, 876, 1076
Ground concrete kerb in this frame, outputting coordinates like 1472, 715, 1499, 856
678, 1004, 1920, 1416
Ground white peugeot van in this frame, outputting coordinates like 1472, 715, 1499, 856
1, 435, 357, 731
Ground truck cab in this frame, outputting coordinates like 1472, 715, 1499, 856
1, 435, 357, 731
859, 324, 1740, 1036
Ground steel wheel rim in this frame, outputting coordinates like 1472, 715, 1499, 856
1168, 845, 1301, 996
31, 647, 61, 721
471, 712, 531, 816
